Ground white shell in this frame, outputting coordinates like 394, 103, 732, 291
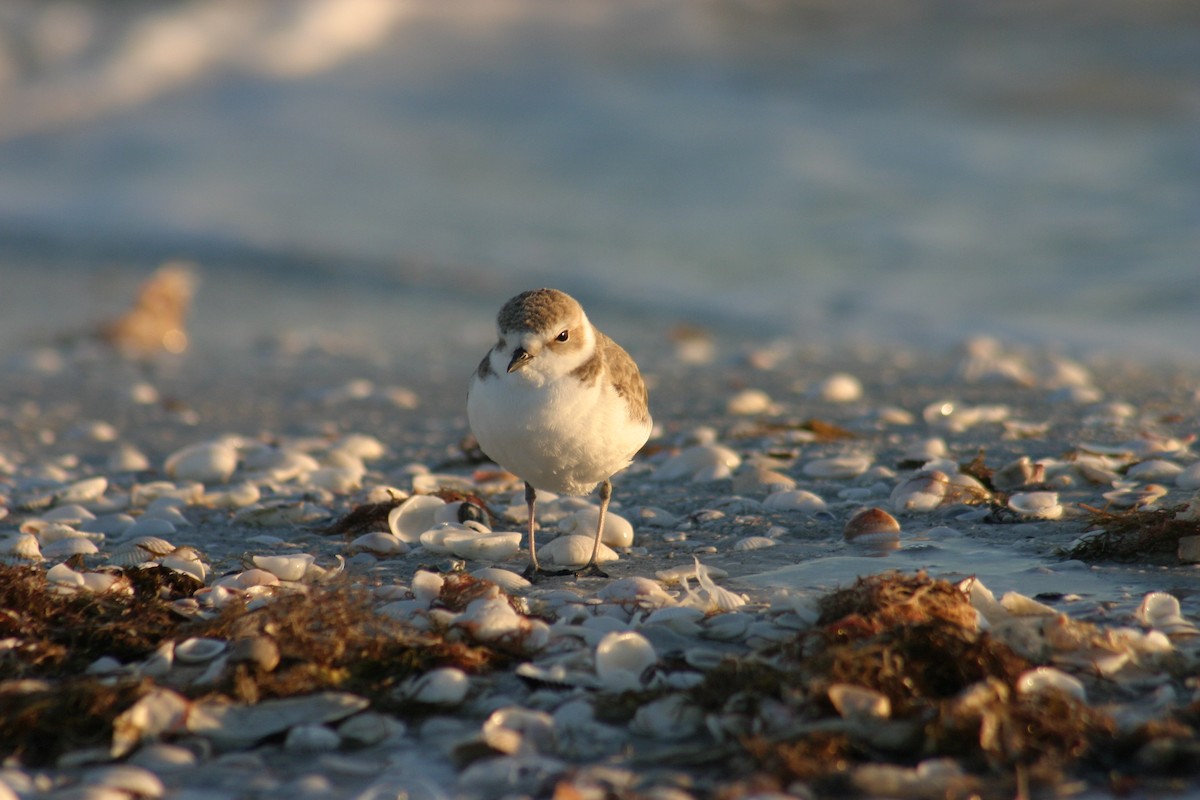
401, 667, 469, 705
306, 465, 364, 494
1, 533, 42, 561
1127, 459, 1183, 482
1015, 667, 1086, 701
471, 568, 532, 594
108, 536, 176, 566
763, 489, 827, 513
733, 536, 778, 551
890, 471, 948, 513
803, 455, 871, 480
482, 707, 556, 756
448, 531, 522, 561
42, 536, 100, 559
596, 576, 677, 609
80, 765, 165, 798
726, 388, 775, 415
387, 495, 446, 543
47, 562, 86, 589
284, 724, 341, 753
538, 535, 619, 568
165, 441, 239, 484
410, 570, 445, 606
828, 683, 892, 721
185, 692, 368, 750
1176, 462, 1200, 490
594, 631, 656, 691
174, 637, 227, 664
653, 444, 741, 482
56, 476, 109, 504
558, 508, 634, 548
629, 694, 703, 739
681, 558, 747, 611
333, 433, 387, 461
108, 444, 152, 472
1007, 491, 1063, 520
813, 373, 863, 403
161, 549, 206, 582
252, 553, 315, 582
348, 532, 409, 557
203, 482, 261, 510
120, 517, 178, 540
1136, 592, 1199, 636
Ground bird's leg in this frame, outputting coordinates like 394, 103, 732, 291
576, 478, 612, 578
522, 481, 570, 581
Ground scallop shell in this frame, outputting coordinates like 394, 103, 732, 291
161, 548, 207, 582
120, 517, 178, 540
653, 444, 741, 482
538, 535, 619, 568
387, 495, 446, 543
733, 536, 777, 551
165, 441, 239, 484
42, 536, 100, 559
108, 536, 176, 566
1007, 491, 1063, 520
471, 568, 533, 594
843, 507, 901, 542
1015, 667, 1086, 701
1, 533, 43, 562
594, 631, 656, 692
55, 476, 109, 505
762, 489, 827, 513
40, 504, 98, 525
557, 508, 634, 548
802, 455, 871, 480
47, 562, 86, 589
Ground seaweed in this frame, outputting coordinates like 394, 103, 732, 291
1066, 505, 1200, 562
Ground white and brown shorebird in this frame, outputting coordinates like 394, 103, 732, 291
467, 288, 652, 579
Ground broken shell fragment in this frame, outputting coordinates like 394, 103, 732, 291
1007, 491, 1063, 520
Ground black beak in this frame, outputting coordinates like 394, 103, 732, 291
507, 348, 532, 373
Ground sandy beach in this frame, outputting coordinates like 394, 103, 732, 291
1, 276, 1199, 797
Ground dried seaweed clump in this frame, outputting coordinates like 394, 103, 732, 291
695, 573, 1117, 798
196, 581, 504, 711
1067, 505, 1199, 562
0, 564, 192, 677
0, 677, 148, 766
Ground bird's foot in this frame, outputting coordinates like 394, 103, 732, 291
521, 563, 573, 582
573, 562, 609, 579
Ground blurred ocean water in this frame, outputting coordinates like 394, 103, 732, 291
1, 0, 1198, 360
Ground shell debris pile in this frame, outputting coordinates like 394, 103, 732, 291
0, 334, 1199, 798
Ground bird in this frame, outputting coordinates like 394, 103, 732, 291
467, 288, 652, 580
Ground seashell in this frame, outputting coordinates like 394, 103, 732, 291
448, 531, 522, 561
174, 637, 227, 664
161, 548, 206, 582
1128, 459, 1183, 482
890, 470, 948, 513
284, 724, 340, 753
252, 553, 315, 582
656, 562, 728, 584
1007, 491, 1063, 520
682, 557, 747, 611
120, 524, 176, 548
108, 443, 151, 472
733, 535, 777, 551
999, 592, 1057, 617
903, 438, 948, 463
731, 464, 795, 495
165, 441, 239, 484
39, 504, 97, 525
472, 567, 533, 594
642, 606, 705, 636
306, 465, 364, 494
762, 489, 827, 513
1016, 667, 1086, 701
653, 444, 741, 482
594, 631, 656, 691
1176, 462, 1200, 491
47, 562, 86, 589
411, 570, 445, 607
81, 571, 123, 593
242, 446, 320, 482
557, 508, 634, 548
702, 611, 753, 641
186, 692, 369, 750
843, 507, 901, 542
131, 481, 203, 507
944, 472, 990, 504
993, 456, 1040, 491
828, 684, 892, 721
400, 667, 470, 705
630, 694, 704, 739
80, 765, 164, 798
482, 707, 557, 756
1103, 482, 1168, 509
203, 482, 261, 510
387, 495, 446, 543
538, 535, 619, 568
55, 476, 108, 505
411, 472, 474, 494
1136, 592, 1199, 636
803, 455, 871, 480
1, 533, 42, 562
332, 433, 387, 461
726, 388, 775, 415
108, 536, 176, 566
813, 373, 863, 403
41, 536, 100, 559
596, 576, 676, 609
338, 712, 403, 748
348, 531, 409, 557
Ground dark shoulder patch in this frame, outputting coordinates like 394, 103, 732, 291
476, 351, 495, 380
570, 348, 603, 385
596, 331, 651, 424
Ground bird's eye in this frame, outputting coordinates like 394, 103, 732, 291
555, 329, 570, 342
